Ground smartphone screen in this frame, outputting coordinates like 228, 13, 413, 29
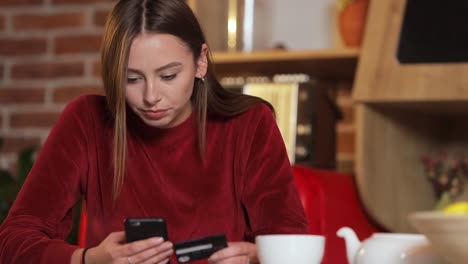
124, 217, 168, 242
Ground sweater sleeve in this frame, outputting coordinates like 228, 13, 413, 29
240, 104, 309, 241
0, 95, 93, 263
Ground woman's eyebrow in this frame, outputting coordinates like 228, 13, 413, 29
155, 62, 182, 72
127, 68, 143, 75
127, 62, 182, 75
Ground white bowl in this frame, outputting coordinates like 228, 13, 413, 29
409, 211, 468, 264
255, 234, 325, 264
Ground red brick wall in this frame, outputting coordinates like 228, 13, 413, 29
0, 0, 111, 169
0, 0, 355, 173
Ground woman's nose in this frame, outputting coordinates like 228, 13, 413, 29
143, 80, 161, 105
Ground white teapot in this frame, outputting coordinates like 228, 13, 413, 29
336, 227, 446, 264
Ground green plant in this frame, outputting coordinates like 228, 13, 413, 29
0, 137, 83, 244
0, 138, 36, 224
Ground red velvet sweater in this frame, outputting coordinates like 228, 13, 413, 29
0, 95, 308, 263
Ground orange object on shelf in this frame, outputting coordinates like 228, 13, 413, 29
338, 0, 370, 47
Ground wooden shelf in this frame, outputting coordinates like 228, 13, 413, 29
364, 101, 468, 115
356, 104, 468, 232
211, 48, 360, 81
352, 0, 468, 103
353, 0, 468, 232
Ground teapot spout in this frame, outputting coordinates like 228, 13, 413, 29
337, 227, 361, 264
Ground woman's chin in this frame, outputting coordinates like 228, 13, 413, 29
139, 115, 171, 128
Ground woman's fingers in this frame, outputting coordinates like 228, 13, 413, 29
209, 255, 249, 264
127, 241, 173, 264
139, 245, 173, 264
208, 242, 254, 263
118, 237, 165, 256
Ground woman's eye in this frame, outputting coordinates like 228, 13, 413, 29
161, 74, 176, 81
127, 77, 140, 83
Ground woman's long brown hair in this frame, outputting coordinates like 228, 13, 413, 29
101, 0, 273, 201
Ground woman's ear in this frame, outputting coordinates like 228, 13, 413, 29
196, 43, 208, 78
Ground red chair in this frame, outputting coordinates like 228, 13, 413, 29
292, 165, 384, 264
78, 202, 87, 247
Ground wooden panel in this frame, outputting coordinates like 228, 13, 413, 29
362, 101, 468, 115
356, 104, 468, 231
353, 0, 468, 232
212, 49, 359, 81
355, 105, 438, 231
353, 0, 468, 102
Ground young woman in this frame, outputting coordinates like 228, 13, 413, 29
0, 1, 308, 263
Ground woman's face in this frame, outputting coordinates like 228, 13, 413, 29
126, 33, 206, 128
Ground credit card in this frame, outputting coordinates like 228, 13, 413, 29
174, 234, 228, 263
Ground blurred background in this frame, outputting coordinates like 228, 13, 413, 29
0, 0, 355, 174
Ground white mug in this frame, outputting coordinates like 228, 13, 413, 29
256, 234, 325, 264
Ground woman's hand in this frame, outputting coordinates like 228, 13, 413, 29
85, 231, 173, 264
208, 241, 258, 264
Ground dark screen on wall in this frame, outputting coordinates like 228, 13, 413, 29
397, 0, 468, 64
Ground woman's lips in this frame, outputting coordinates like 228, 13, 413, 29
141, 109, 168, 120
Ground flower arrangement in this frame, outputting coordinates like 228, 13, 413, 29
421, 151, 468, 210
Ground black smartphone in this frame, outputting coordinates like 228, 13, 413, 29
124, 217, 168, 243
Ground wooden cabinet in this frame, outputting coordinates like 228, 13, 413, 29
353, 0, 468, 103
353, 0, 468, 232
212, 49, 359, 80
